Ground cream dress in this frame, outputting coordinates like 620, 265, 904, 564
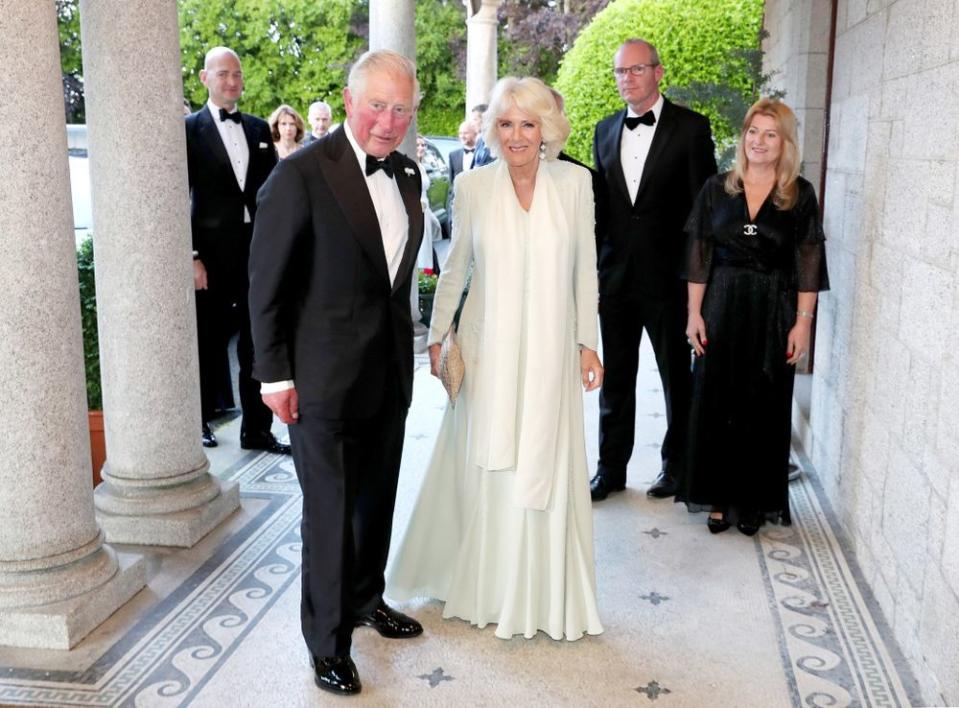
386, 158, 603, 641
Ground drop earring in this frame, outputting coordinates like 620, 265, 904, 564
538, 142, 546, 160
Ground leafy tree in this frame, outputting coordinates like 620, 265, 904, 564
497, 0, 611, 84
415, 0, 467, 135
58, 0, 84, 123
178, 0, 364, 121
554, 0, 765, 165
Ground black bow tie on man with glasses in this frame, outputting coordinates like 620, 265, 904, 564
624, 111, 656, 130
365, 154, 394, 179
219, 108, 242, 123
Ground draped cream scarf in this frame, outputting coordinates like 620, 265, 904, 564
471, 160, 573, 511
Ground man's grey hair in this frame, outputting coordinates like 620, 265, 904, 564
347, 50, 421, 107
617, 38, 661, 66
309, 101, 332, 116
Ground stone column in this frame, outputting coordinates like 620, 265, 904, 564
369, 0, 417, 158
464, 0, 502, 115
80, 0, 239, 547
0, 0, 145, 649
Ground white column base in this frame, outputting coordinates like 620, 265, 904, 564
95, 479, 240, 548
0, 550, 145, 650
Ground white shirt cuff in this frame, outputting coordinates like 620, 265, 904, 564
260, 380, 294, 394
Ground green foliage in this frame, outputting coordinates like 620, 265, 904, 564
418, 271, 438, 294
178, 0, 364, 120
57, 0, 84, 122
554, 0, 765, 165
76, 237, 101, 410
415, 0, 467, 136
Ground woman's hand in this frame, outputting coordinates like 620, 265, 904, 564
786, 318, 812, 365
580, 348, 604, 392
428, 343, 442, 377
686, 311, 708, 356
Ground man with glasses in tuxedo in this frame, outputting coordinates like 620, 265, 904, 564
590, 38, 717, 502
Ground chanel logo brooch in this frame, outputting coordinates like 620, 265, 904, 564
743, 224, 758, 236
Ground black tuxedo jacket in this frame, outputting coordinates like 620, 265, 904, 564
248, 128, 424, 419
185, 105, 277, 277
593, 97, 716, 300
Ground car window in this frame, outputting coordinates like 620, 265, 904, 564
421, 140, 448, 181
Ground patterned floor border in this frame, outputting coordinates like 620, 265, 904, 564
0, 449, 922, 706
0, 452, 303, 708
757, 456, 920, 707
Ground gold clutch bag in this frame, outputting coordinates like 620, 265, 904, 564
438, 324, 465, 405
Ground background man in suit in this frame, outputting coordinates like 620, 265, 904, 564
469, 102, 494, 168
248, 49, 424, 697
186, 46, 289, 454
591, 38, 717, 501
302, 100, 333, 145
448, 119, 478, 183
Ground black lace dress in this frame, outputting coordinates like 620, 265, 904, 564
678, 174, 829, 525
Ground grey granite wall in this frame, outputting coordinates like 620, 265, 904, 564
764, 0, 959, 704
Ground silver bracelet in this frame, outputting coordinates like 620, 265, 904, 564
797, 310, 815, 319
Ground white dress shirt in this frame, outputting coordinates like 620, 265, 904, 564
619, 94, 664, 205
207, 99, 251, 223
260, 122, 409, 394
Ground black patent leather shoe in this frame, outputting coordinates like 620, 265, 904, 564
201, 423, 218, 448
311, 654, 361, 696
240, 432, 292, 455
355, 601, 423, 639
590, 473, 626, 501
646, 471, 678, 498
707, 515, 731, 534
737, 512, 762, 537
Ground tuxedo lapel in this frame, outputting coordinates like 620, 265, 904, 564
602, 110, 630, 205
635, 99, 677, 202
389, 154, 424, 296
198, 105, 232, 173
317, 130, 391, 285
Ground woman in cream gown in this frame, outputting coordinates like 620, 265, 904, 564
386, 77, 604, 641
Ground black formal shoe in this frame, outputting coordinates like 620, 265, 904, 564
201, 423, 218, 448
590, 473, 626, 501
736, 510, 762, 536
311, 654, 361, 696
646, 471, 678, 498
240, 432, 292, 455
355, 601, 423, 639
707, 515, 730, 534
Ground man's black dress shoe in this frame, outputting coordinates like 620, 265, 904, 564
355, 601, 423, 638
310, 654, 361, 695
201, 423, 217, 448
590, 473, 626, 501
737, 511, 762, 537
240, 432, 292, 455
646, 470, 678, 498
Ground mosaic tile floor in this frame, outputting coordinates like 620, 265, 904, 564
0, 340, 920, 707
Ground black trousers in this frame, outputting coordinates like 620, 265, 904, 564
289, 376, 408, 658
597, 294, 692, 484
195, 228, 272, 436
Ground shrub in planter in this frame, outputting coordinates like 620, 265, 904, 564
77, 236, 105, 484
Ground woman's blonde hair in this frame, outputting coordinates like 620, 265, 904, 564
268, 104, 305, 143
725, 98, 801, 210
483, 77, 571, 161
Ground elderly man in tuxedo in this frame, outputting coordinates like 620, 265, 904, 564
590, 38, 717, 501
248, 50, 424, 697
185, 46, 289, 454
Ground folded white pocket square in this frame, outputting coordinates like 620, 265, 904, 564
404, 167, 415, 176
259, 142, 269, 148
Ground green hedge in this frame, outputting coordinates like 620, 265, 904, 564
77, 236, 101, 410
555, 0, 765, 166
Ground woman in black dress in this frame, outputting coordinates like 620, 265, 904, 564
680, 98, 829, 535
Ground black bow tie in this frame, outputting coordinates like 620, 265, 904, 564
365, 154, 394, 179
219, 108, 242, 124
624, 111, 655, 130
464, 148, 475, 154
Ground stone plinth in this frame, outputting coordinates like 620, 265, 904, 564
79, 0, 239, 546
0, 0, 144, 649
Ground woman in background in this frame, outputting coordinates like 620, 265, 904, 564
268, 104, 305, 160
679, 98, 829, 536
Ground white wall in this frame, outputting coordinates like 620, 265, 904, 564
764, 0, 959, 704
